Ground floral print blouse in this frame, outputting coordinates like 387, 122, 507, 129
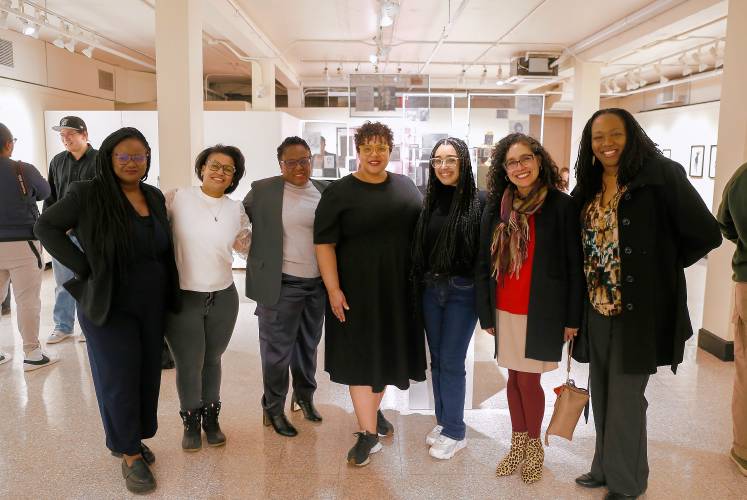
582, 187, 627, 316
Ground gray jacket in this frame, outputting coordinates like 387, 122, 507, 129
243, 176, 328, 305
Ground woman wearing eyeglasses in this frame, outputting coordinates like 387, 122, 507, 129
35, 127, 180, 494
411, 137, 485, 460
163, 145, 249, 451
475, 133, 584, 484
243, 137, 329, 437
315, 121, 426, 467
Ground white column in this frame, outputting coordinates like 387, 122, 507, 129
251, 60, 276, 111
155, 0, 204, 190
569, 60, 601, 187
287, 87, 304, 108
701, 0, 747, 352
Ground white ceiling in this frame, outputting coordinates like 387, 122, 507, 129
1, 0, 729, 93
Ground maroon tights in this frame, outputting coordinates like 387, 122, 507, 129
506, 369, 545, 439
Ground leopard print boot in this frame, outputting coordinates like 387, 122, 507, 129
521, 437, 544, 484
495, 431, 528, 476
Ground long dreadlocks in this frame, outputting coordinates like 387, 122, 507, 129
86, 127, 152, 278
412, 137, 481, 276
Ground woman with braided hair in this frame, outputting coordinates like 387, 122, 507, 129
411, 137, 485, 460
475, 133, 584, 484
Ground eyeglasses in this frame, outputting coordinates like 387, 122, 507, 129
359, 145, 390, 155
280, 157, 312, 169
206, 161, 236, 175
113, 153, 148, 164
430, 156, 459, 169
504, 154, 536, 172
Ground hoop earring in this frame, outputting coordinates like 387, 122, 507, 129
504, 175, 509, 181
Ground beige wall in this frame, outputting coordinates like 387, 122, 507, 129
543, 116, 572, 170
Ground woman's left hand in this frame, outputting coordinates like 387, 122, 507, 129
564, 327, 579, 342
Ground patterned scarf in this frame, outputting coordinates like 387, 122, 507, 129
490, 184, 548, 279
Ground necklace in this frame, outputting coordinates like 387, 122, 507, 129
198, 188, 225, 222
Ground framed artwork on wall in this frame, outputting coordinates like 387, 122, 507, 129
689, 145, 705, 178
708, 145, 717, 179
662, 148, 671, 159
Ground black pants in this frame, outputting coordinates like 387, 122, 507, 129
79, 304, 164, 456
256, 274, 325, 416
588, 308, 650, 496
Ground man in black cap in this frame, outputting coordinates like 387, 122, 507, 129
44, 116, 97, 345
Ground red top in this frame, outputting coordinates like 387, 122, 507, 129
496, 215, 536, 315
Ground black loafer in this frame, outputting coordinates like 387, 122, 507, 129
263, 410, 298, 437
121, 458, 156, 494
291, 394, 323, 422
112, 442, 156, 465
575, 472, 605, 488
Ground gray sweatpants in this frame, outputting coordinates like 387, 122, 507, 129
165, 283, 239, 411
0, 241, 42, 352
588, 308, 650, 496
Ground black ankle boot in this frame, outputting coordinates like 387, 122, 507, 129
263, 410, 298, 437
179, 408, 202, 451
201, 401, 226, 446
291, 393, 322, 422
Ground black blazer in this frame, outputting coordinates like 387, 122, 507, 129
476, 188, 585, 362
34, 180, 180, 326
242, 176, 328, 306
571, 155, 721, 374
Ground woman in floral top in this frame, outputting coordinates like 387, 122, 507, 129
571, 108, 721, 499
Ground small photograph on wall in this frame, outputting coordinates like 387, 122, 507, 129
689, 145, 705, 178
509, 120, 529, 134
709, 145, 717, 179
662, 148, 671, 159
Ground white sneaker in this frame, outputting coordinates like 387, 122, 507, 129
426, 425, 444, 446
428, 435, 467, 460
0, 351, 11, 365
23, 348, 59, 372
47, 330, 73, 344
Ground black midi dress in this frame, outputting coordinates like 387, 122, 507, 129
314, 173, 426, 391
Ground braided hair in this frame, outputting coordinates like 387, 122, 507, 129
86, 127, 152, 278
574, 108, 661, 205
412, 137, 481, 276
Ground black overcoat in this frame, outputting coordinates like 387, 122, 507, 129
475, 188, 585, 362
571, 155, 722, 374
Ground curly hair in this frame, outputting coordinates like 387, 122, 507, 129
276, 136, 311, 162
194, 144, 246, 194
487, 133, 563, 201
411, 137, 481, 276
354, 121, 394, 152
574, 108, 661, 205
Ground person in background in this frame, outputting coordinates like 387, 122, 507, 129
314, 121, 426, 467
44, 116, 98, 345
0, 123, 55, 370
571, 108, 721, 500
165, 145, 249, 451
244, 137, 328, 437
476, 133, 584, 484
411, 137, 485, 460
716, 161, 747, 477
35, 127, 180, 495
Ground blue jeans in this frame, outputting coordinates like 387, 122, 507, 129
422, 274, 478, 441
51, 235, 80, 333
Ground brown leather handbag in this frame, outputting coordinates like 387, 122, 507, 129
545, 340, 590, 445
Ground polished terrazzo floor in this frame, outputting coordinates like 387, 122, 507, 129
0, 262, 745, 499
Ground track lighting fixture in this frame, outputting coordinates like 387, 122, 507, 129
81, 45, 93, 58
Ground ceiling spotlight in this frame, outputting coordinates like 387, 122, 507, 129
354, 63, 360, 72
380, 1, 399, 28
679, 54, 692, 76
22, 19, 38, 37
323, 65, 329, 80
64, 38, 75, 53
603, 79, 613, 94
624, 72, 638, 91
479, 66, 487, 85
692, 49, 708, 72
636, 70, 647, 88
52, 36, 65, 49
611, 78, 621, 93
81, 45, 93, 58
496, 65, 505, 86
457, 68, 466, 86
654, 63, 669, 84
374, 64, 379, 73
369, 53, 378, 65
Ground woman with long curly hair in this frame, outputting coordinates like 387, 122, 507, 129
571, 108, 720, 499
411, 137, 485, 460
475, 133, 584, 484
35, 127, 180, 495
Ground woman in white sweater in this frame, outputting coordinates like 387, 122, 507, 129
165, 144, 250, 451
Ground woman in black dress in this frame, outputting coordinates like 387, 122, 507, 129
35, 127, 179, 495
314, 121, 426, 467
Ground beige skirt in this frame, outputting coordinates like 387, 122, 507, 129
496, 309, 558, 374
